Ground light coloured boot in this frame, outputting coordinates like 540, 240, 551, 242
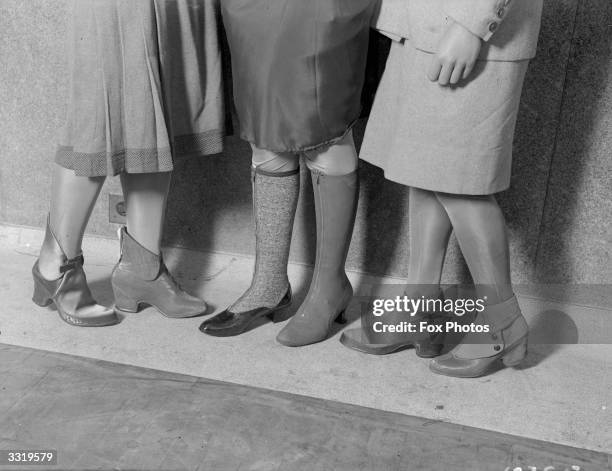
276, 169, 358, 347
112, 227, 206, 318
32, 217, 119, 327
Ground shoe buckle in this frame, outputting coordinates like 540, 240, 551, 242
59, 254, 84, 273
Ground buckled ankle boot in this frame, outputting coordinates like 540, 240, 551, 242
430, 295, 528, 378
32, 217, 119, 327
111, 228, 206, 318
276, 169, 358, 347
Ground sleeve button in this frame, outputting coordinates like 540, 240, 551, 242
497, 7, 506, 18
488, 22, 499, 33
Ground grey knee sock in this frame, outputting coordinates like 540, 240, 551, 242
230, 167, 300, 312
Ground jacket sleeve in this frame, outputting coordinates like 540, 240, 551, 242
442, 0, 515, 41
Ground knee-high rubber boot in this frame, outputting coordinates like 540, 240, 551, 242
276, 169, 358, 347
112, 228, 206, 318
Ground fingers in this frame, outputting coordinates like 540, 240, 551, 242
450, 63, 465, 85
429, 57, 476, 86
437, 61, 455, 86
427, 57, 442, 82
428, 56, 455, 86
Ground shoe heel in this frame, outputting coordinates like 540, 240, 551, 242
32, 280, 53, 307
113, 291, 139, 313
268, 305, 291, 323
502, 338, 528, 367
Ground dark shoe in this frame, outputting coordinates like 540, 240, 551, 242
32, 218, 119, 327
430, 296, 528, 378
199, 287, 292, 337
276, 170, 358, 347
111, 227, 207, 318
201, 166, 300, 336
339, 295, 444, 358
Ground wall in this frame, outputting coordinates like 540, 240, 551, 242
0, 1, 610, 293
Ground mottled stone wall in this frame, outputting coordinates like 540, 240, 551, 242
0, 0, 610, 287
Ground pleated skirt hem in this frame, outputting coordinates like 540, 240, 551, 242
56, 129, 224, 177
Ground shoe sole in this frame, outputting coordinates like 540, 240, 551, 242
339, 333, 413, 355
34, 298, 120, 327
114, 301, 207, 319
429, 337, 528, 378
339, 334, 441, 358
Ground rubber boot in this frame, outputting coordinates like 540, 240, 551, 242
112, 227, 206, 318
32, 217, 119, 327
430, 295, 528, 378
276, 169, 358, 347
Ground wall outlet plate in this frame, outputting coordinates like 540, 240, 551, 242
109, 194, 127, 224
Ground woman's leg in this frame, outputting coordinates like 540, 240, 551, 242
404, 187, 453, 299
33, 163, 118, 327
120, 172, 172, 254
112, 171, 207, 318
276, 132, 359, 346
199, 145, 300, 335
429, 192, 529, 377
38, 164, 106, 279
433, 193, 513, 304
338, 186, 452, 355
230, 147, 300, 312
302, 131, 358, 176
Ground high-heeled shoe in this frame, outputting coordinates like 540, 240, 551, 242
430, 295, 528, 378
32, 218, 119, 327
276, 169, 358, 347
111, 227, 207, 318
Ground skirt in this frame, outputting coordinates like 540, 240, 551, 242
360, 40, 530, 195
56, 0, 225, 177
221, 0, 376, 153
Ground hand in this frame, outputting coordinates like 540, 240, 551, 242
427, 21, 482, 86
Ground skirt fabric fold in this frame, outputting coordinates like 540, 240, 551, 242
361, 40, 529, 195
56, 0, 224, 177
221, 0, 376, 153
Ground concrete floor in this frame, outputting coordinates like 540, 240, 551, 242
1, 224, 611, 455
3, 344, 610, 471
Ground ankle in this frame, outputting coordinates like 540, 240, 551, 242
37, 248, 63, 280
125, 228, 161, 256
231, 277, 289, 311
308, 274, 352, 299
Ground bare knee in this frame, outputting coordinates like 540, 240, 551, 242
251, 145, 299, 173
304, 131, 358, 176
